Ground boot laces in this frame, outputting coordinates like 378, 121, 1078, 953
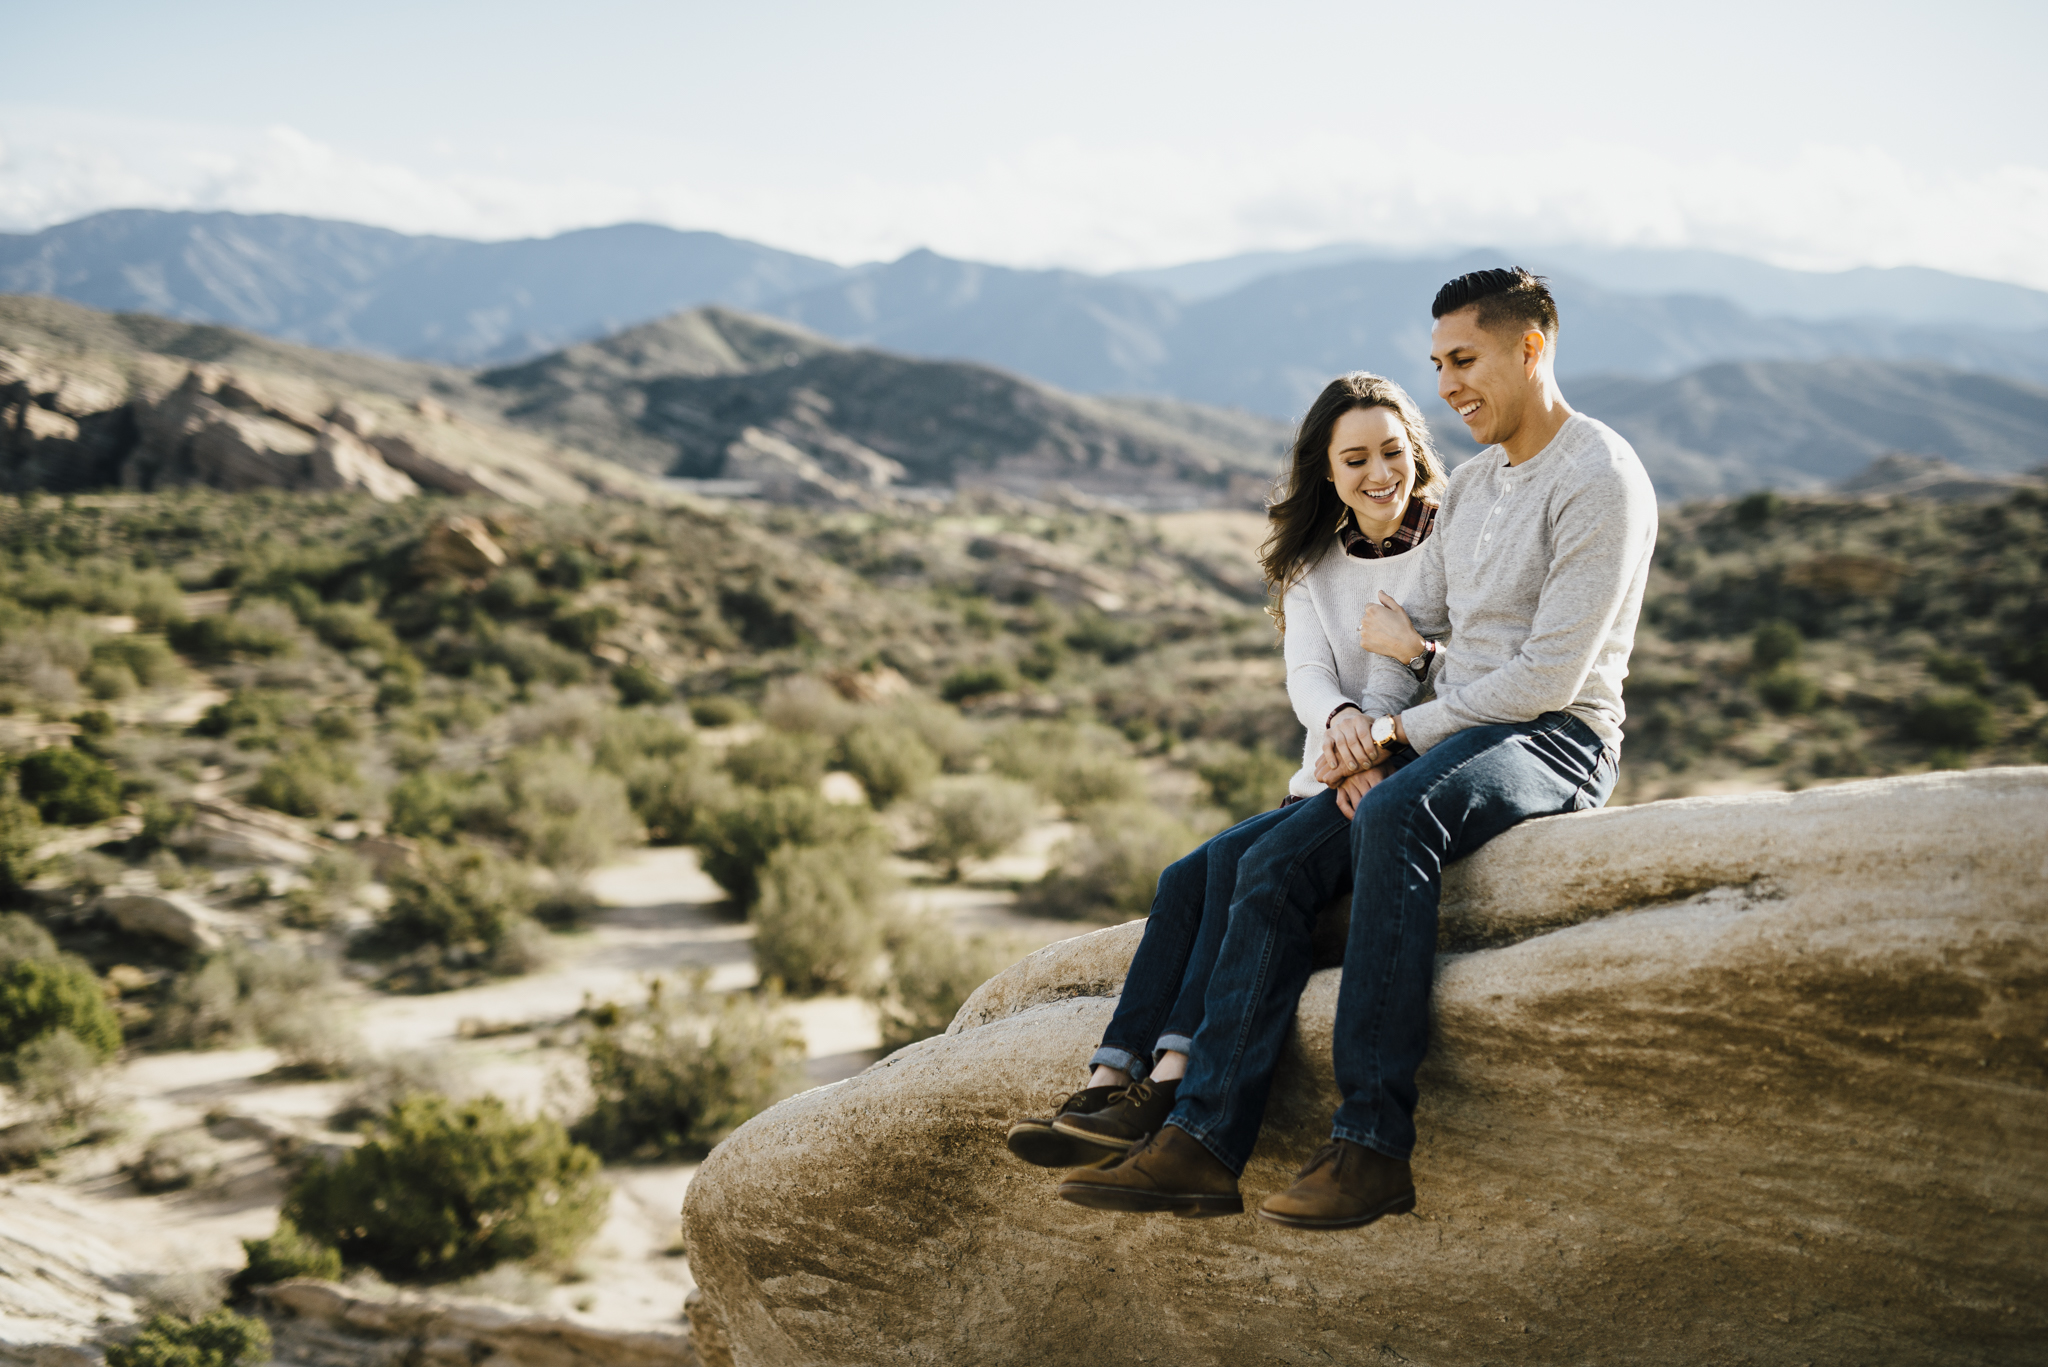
1298, 1140, 1347, 1180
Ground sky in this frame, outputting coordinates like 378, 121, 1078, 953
3, 0, 2046, 287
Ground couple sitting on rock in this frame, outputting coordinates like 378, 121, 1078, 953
1004, 267, 1659, 1227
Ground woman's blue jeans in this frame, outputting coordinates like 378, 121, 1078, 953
1165, 713, 1617, 1173
1089, 801, 1310, 1079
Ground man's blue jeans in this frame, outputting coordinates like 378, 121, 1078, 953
1166, 713, 1616, 1173
1090, 801, 1310, 1078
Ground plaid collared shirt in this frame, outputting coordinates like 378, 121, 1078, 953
1336, 496, 1437, 560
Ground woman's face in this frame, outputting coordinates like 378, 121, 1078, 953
1325, 405, 1415, 527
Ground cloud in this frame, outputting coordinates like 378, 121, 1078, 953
3, 108, 2046, 292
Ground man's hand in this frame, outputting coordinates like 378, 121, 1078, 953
1316, 711, 1385, 784
1336, 763, 1392, 819
1359, 590, 1426, 664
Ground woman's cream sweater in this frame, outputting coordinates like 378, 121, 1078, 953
1280, 535, 1439, 798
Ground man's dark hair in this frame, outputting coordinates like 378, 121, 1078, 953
1431, 267, 1559, 339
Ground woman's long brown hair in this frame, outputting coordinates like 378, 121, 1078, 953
1259, 372, 1446, 632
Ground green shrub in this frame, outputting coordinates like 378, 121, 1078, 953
688, 695, 752, 727
837, 721, 939, 808
989, 722, 1145, 814
248, 742, 362, 821
388, 768, 507, 843
751, 842, 896, 996
573, 972, 805, 1161
0, 912, 57, 963
92, 635, 180, 688
612, 661, 672, 707
157, 945, 360, 1075
0, 954, 121, 1068
368, 845, 548, 989
1903, 689, 1998, 750
15, 745, 122, 825
105, 1310, 271, 1367
1924, 651, 1987, 689
1732, 490, 1782, 530
1196, 746, 1297, 824
501, 746, 640, 874
0, 793, 41, 894
1020, 802, 1201, 922
11, 1028, 111, 1127
939, 662, 1016, 703
1755, 666, 1821, 715
693, 786, 875, 908
168, 606, 298, 662
722, 731, 831, 790
914, 776, 1037, 879
618, 749, 734, 845
286, 1093, 608, 1281
232, 1216, 343, 1293
1750, 619, 1803, 671
870, 917, 1018, 1053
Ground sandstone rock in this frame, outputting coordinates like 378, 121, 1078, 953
683, 768, 2048, 1366
98, 890, 225, 951
722, 427, 872, 507
414, 515, 508, 579
15, 405, 80, 447
369, 430, 525, 500
258, 1279, 701, 1367
180, 797, 331, 866
967, 531, 1126, 611
309, 427, 420, 502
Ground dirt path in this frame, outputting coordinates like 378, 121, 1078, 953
1, 830, 1097, 1343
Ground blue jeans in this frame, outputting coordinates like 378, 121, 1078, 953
1167, 713, 1616, 1172
1090, 801, 1308, 1078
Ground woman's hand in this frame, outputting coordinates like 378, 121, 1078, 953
1316, 710, 1383, 783
1336, 763, 1392, 819
1359, 590, 1425, 663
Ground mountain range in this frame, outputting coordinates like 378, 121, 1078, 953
7, 211, 2048, 423
4, 209, 2047, 504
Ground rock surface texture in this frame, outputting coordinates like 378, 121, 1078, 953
682, 768, 2048, 1366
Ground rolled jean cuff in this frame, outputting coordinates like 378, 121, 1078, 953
1089, 1045, 1148, 1079
1331, 1123, 1409, 1163
1153, 1034, 1195, 1059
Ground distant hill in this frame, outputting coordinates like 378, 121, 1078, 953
0, 294, 1289, 511
477, 307, 1290, 508
779, 250, 2048, 418
1118, 242, 2048, 332
0, 210, 850, 366
1575, 359, 2048, 499
11, 211, 2048, 427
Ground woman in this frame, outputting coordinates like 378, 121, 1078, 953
1006, 372, 1447, 1167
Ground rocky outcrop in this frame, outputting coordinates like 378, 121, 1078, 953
414, 515, 509, 579
256, 1280, 700, 1367
98, 890, 226, 952
682, 768, 2048, 1366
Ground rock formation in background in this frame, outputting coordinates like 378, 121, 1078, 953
682, 768, 2048, 1367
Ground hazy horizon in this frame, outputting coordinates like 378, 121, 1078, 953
2, 0, 2043, 289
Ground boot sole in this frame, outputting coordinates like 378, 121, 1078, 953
1047, 1116, 1145, 1151
1006, 1121, 1123, 1169
1255, 1190, 1417, 1229
1055, 1182, 1244, 1218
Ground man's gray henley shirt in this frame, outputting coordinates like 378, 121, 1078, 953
1359, 411, 1659, 754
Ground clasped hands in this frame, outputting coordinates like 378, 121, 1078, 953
1318, 709, 1400, 819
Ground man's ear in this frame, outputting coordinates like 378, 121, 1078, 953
1521, 327, 1550, 374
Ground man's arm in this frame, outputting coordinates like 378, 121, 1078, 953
1355, 531, 1448, 721
1399, 458, 1654, 753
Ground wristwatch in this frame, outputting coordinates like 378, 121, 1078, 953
1406, 639, 1436, 681
1370, 714, 1399, 752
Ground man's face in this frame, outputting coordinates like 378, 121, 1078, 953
1430, 308, 1543, 447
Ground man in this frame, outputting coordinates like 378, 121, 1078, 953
1058, 267, 1658, 1226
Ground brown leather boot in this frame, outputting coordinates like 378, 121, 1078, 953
1049, 1076, 1178, 1154
1056, 1124, 1243, 1218
1005, 1084, 1124, 1167
1256, 1139, 1416, 1229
